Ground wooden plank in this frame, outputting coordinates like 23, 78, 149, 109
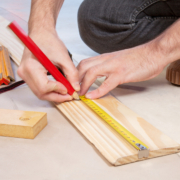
56, 93, 180, 165
0, 15, 180, 165
0, 109, 47, 139
0, 16, 24, 66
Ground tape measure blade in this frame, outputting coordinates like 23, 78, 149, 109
80, 96, 149, 151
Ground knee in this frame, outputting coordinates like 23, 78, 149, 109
78, 0, 132, 54
78, 0, 100, 53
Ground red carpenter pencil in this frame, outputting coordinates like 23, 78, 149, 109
8, 21, 79, 100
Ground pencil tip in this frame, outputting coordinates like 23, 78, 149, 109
72, 91, 80, 100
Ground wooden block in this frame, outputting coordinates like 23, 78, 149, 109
0, 109, 47, 139
166, 59, 180, 85
56, 94, 180, 166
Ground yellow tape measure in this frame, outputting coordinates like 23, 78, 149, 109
80, 96, 149, 159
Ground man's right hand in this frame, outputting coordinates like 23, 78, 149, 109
18, 29, 80, 103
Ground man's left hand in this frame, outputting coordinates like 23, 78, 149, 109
77, 43, 165, 99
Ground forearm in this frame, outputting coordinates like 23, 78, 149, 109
150, 19, 180, 67
28, 0, 64, 34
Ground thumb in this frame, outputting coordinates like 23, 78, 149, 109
85, 74, 120, 99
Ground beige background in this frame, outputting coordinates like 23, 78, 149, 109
0, 0, 180, 179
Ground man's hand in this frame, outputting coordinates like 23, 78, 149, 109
17, 0, 80, 103
78, 44, 164, 99
18, 29, 80, 102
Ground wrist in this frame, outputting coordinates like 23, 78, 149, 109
28, 10, 57, 35
28, 22, 56, 36
28, 27, 57, 40
155, 37, 179, 65
151, 21, 180, 66
143, 38, 179, 72
136, 41, 167, 73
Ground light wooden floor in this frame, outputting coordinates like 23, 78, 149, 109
0, 1, 180, 180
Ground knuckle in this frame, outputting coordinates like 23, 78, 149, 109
88, 66, 98, 75
37, 92, 45, 100
52, 83, 58, 91
101, 81, 110, 89
52, 83, 62, 92
78, 60, 86, 70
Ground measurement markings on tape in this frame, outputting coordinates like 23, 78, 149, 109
80, 95, 149, 159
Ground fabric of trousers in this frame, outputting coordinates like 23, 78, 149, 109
78, 0, 180, 54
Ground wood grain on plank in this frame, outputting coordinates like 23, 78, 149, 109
0, 15, 180, 165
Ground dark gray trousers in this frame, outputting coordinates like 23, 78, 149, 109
78, 0, 180, 54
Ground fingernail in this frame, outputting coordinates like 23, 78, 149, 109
68, 96, 73, 101
73, 82, 80, 91
85, 93, 92, 99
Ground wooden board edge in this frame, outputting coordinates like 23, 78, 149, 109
114, 146, 180, 166
0, 124, 34, 139
32, 113, 47, 138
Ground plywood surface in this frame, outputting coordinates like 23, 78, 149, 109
0, 15, 179, 165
